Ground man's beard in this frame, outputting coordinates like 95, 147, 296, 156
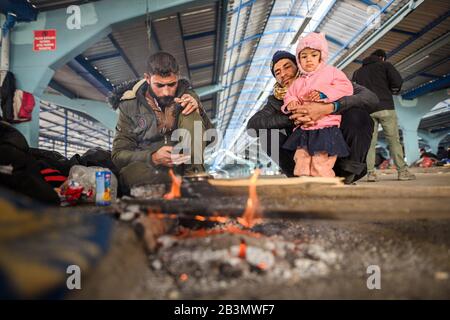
148, 87, 175, 108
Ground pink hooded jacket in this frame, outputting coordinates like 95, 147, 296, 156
282, 32, 353, 130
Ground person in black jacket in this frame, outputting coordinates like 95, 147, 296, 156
352, 49, 415, 182
247, 51, 378, 184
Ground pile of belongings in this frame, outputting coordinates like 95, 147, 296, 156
1, 71, 35, 123
0, 121, 119, 205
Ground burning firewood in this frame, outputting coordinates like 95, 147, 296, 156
237, 169, 262, 228
134, 213, 176, 253
163, 169, 182, 200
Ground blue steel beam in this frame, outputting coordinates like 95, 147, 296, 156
219, 89, 265, 104
214, 0, 228, 84
40, 133, 104, 151
70, 55, 113, 96
387, 9, 450, 59
223, 77, 271, 89
183, 30, 216, 40
107, 34, 139, 78
403, 56, 450, 82
177, 12, 193, 81
48, 80, 77, 99
223, 56, 274, 75
86, 51, 122, 62
190, 62, 215, 71
420, 73, 440, 79
228, 0, 256, 14
150, 20, 162, 51
196, 84, 223, 98
325, 34, 345, 47
208, 0, 221, 118
358, 0, 378, 7
402, 73, 450, 100
226, 29, 297, 52
220, 0, 245, 124
270, 14, 305, 19
390, 28, 417, 36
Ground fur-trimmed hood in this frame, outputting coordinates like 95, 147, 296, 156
108, 78, 195, 110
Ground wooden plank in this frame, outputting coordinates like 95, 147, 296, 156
208, 176, 344, 187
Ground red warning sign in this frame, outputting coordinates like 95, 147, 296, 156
33, 29, 57, 51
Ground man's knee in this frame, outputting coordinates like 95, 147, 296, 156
381, 120, 400, 140
341, 108, 373, 133
119, 161, 169, 191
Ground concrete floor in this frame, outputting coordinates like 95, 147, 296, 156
72, 167, 450, 299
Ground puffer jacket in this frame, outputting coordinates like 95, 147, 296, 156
111, 79, 213, 170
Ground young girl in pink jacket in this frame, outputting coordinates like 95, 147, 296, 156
282, 32, 353, 177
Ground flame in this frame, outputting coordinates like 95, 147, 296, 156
179, 273, 188, 282
176, 225, 262, 239
147, 210, 230, 225
237, 169, 262, 228
238, 240, 247, 259
257, 262, 267, 270
163, 169, 182, 200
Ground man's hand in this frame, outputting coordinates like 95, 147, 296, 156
304, 90, 321, 102
295, 101, 334, 122
289, 113, 315, 127
151, 146, 188, 167
285, 100, 302, 113
174, 94, 199, 115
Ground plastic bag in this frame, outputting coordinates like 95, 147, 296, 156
60, 165, 118, 205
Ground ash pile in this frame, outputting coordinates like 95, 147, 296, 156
149, 222, 341, 296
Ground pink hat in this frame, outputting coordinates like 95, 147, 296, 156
296, 32, 329, 74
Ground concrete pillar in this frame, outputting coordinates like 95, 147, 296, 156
394, 89, 449, 165
418, 129, 449, 154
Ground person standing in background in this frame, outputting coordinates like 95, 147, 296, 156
352, 49, 416, 182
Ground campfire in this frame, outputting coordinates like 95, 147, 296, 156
163, 169, 182, 200
115, 169, 342, 298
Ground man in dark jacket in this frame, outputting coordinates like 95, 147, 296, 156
352, 49, 415, 181
247, 51, 378, 184
112, 52, 213, 192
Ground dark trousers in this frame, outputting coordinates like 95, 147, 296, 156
260, 108, 374, 182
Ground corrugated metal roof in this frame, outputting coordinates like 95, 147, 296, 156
342, 0, 450, 95
50, 65, 106, 101
46, 1, 220, 107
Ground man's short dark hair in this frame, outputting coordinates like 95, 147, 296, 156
147, 51, 179, 77
371, 49, 386, 59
